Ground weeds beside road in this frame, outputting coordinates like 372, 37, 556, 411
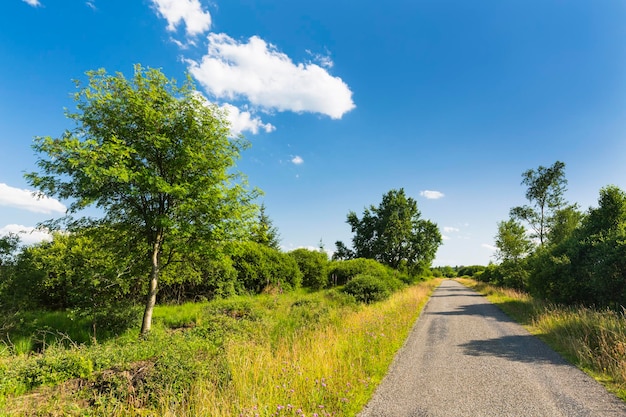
0, 280, 440, 416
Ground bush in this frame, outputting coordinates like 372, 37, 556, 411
159, 255, 240, 303
229, 241, 302, 293
22, 348, 93, 388
342, 274, 391, 304
327, 258, 389, 286
289, 248, 329, 290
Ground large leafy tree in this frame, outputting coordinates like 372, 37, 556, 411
26, 65, 257, 335
342, 188, 442, 273
510, 161, 567, 245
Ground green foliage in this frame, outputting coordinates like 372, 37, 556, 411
547, 205, 583, 246
342, 274, 391, 304
431, 265, 456, 278
328, 258, 389, 286
332, 240, 354, 261
495, 218, 534, 262
457, 265, 486, 277
289, 248, 329, 290
510, 160, 567, 245
1, 228, 141, 337
25, 65, 257, 334
250, 203, 281, 249
22, 348, 93, 388
159, 253, 239, 303
345, 188, 442, 273
229, 241, 302, 293
527, 186, 626, 308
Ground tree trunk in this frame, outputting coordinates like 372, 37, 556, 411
140, 239, 161, 336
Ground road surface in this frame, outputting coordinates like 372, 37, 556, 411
358, 279, 626, 417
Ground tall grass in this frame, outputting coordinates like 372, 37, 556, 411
162, 281, 439, 417
0, 280, 440, 416
458, 278, 626, 400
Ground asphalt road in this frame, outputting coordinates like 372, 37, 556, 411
358, 279, 626, 417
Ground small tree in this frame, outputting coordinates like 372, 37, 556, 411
26, 65, 257, 335
250, 203, 280, 249
510, 161, 567, 245
494, 219, 534, 262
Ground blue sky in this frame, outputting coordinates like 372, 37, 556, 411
2, 0, 626, 266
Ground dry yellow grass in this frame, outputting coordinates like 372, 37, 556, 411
163, 280, 440, 417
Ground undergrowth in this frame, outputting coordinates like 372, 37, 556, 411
0, 280, 440, 416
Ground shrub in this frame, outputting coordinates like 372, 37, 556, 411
327, 258, 389, 286
289, 248, 329, 290
342, 274, 391, 304
229, 242, 302, 293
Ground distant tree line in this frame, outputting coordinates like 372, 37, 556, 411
473, 161, 626, 309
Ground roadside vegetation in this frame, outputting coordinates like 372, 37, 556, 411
0, 279, 440, 416
458, 278, 626, 401
0, 65, 444, 415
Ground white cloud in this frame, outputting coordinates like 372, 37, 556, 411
442, 235, 451, 240
86, 1, 96, 10
221, 103, 275, 136
0, 224, 52, 245
306, 49, 334, 69
443, 226, 460, 233
482, 244, 497, 251
291, 156, 304, 165
151, 0, 212, 36
22, 0, 41, 6
188, 33, 355, 119
420, 190, 445, 200
0, 183, 66, 214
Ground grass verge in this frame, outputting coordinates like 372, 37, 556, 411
0, 279, 440, 416
457, 278, 626, 401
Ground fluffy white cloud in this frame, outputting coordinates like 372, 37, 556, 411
443, 226, 460, 233
151, 0, 212, 36
221, 103, 275, 136
420, 190, 445, 200
0, 224, 52, 245
291, 156, 304, 165
188, 34, 355, 119
0, 183, 65, 214
482, 243, 497, 251
22, 0, 41, 6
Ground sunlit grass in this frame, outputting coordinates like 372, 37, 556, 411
457, 278, 626, 401
0, 279, 441, 416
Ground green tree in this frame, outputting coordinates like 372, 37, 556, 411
289, 248, 329, 290
547, 205, 583, 246
510, 161, 567, 245
26, 65, 257, 335
345, 189, 442, 274
0, 233, 19, 267
0, 233, 20, 309
250, 203, 280, 249
582, 185, 626, 236
332, 240, 354, 261
494, 219, 534, 262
